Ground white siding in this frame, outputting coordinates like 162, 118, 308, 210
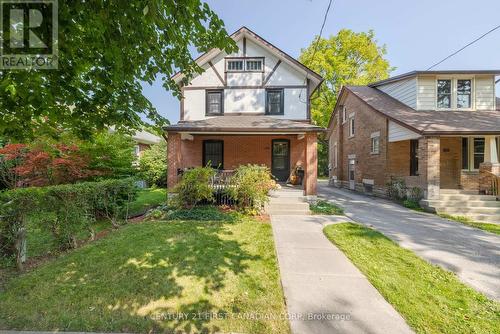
416, 76, 436, 110
377, 77, 417, 108
475, 75, 495, 110
182, 37, 309, 120
388, 121, 421, 142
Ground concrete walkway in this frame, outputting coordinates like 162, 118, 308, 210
271, 214, 413, 334
317, 180, 500, 301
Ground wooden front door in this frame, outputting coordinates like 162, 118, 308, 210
271, 139, 290, 182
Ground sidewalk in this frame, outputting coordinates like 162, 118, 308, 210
271, 214, 413, 334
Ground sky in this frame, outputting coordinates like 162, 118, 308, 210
142, 0, 500, 124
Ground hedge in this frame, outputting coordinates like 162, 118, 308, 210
0, 178, 137, 269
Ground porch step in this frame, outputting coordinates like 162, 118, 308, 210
438, 194, 497, 201
266, 209, 312, 215
435, 207, 500, 215
266, 188, 310, 215
265, 202, 310, 211
440, 189, 479, 195
423, 200, 500, 208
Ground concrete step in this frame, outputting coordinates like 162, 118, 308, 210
268, 196, 307, 204
265, 202, 310, 211
436, 207, 500, 215
462, 214, 500, 224
423, 200, 500, 208
439, 194, 497, 201
266, 209, 311, 215
440, 189, 479, 195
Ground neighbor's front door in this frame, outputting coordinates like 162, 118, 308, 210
271, 139, 290, 182
348, 159, 355, 190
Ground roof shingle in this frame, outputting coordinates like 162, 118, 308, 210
346, 86, 500, 135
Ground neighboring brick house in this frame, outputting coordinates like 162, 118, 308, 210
164, 27, 324, 195
131, 130, 162, 158
327, 71, 500, 221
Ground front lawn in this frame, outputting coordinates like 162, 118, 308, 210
0, 209, 289, 334
127, 187, 167, 216
310, 200, 344, 215
438, 214, 500, 236
323, 223, 500, 334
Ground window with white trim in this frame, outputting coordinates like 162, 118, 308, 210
457, 79, 472, 109
348, 116, 355, 137
371, 133, 380, 154
437, 79, 452, 108
227, 60, 243, 71
342, 106, 347, 123
333, 142, 338, 168
461, 137, 485, 170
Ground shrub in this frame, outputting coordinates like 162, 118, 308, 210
407, 186, 424, 202
174, 167, 216, 208
386, 178, 407, 201
0, 178, 138, 268
226, 164, 277, 214
138, 141, 167, 187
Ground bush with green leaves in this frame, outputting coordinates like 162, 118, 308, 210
386, 178, 407, 201
174, 167, 216, 208
138, 141, 167, 187
0, 178, 138, 268
226, 164, 277, 213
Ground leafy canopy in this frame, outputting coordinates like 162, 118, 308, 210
0, 1, 237, 140
299, 29, 393, 128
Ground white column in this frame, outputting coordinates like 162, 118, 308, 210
484, 136, 499, 164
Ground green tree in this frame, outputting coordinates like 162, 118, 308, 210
299, 29, 393, 174
0, 1, 237, 141
138, 141, 167, 187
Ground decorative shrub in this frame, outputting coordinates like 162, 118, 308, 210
174, 167, 216, 208
0, 178, 137, 268
386, 178, 407, 201
407, 186, 424, 202
138, 141, 167, 187
226, 164, 277, 214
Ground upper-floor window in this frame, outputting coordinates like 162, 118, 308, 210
348, 116, 355, 137
457, 79, 472, 109
342, 106, 347, 123
227, 60, 243, 72
437, 79, 452, 108
206, 90, 223, 115
371, 132, 380, 154
266, 89, 284, 115
246, 59, 262, 71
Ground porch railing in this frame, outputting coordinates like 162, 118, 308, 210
209, 170, 236, 205
485, 171, 499, 200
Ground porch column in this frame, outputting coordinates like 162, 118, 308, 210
421, 136, 440, 200
479, 136, 500, 194
304, 132, 318, 196
167, 132, 181, 190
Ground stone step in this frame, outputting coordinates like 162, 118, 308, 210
436, 207, 500, 215
439, 194, 497, 201
461, 214, 500, 224
423, 200, 500, 208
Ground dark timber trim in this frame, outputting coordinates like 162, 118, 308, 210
243, 37, 246, 56
306, 78, 311, 121
183, 84, 306, 91
208, 61, 225, 85
180, 86, 185, 120
263, 60, 281, 86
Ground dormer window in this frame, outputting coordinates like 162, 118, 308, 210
437, 79, 452, 108
457, 79, 472, 109
246, 59, 262, 71
227, 60, 243, 72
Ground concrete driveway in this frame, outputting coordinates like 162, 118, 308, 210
318, 180, 500, 301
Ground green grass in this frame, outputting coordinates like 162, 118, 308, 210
127, 188, 167, 216
323, 223, 500, 334
438, 214, 500, 235
310, 200, 344, 215
0, 211, 289, 334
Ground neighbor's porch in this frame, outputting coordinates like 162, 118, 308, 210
166, 132, 318, 195
388, 135, 500, 199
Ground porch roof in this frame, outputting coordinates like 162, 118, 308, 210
164, 116, 324, 133
346, 86, 500, 135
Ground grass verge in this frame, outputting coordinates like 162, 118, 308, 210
0, 210, 289, 334
438, 214, 500, 236
323, 223, 500, 334
310, 200, 344, 215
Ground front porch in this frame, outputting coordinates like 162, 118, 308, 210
166, 132, 319, 195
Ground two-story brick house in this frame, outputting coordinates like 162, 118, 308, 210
327, 71, 500, 222
164, 27, 324, 195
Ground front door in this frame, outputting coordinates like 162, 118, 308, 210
348, 159, 355, 190
272, 139, 290, 182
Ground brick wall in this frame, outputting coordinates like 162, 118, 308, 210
328, 92, 388, 190
440, 137, 461, 189
167, 133, 316, 193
